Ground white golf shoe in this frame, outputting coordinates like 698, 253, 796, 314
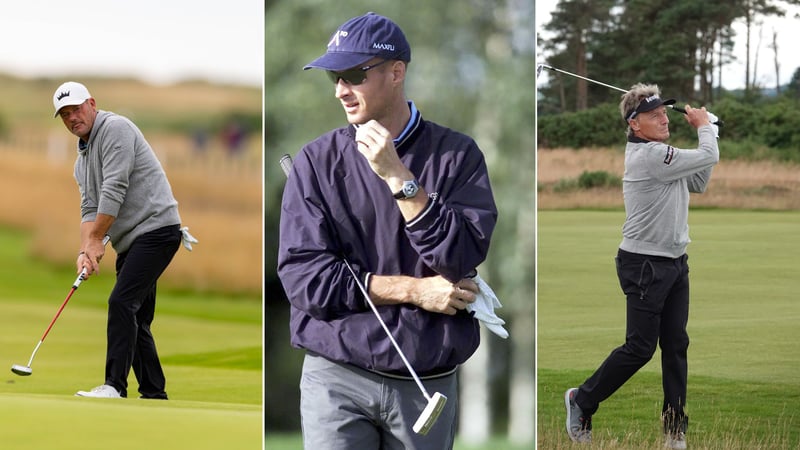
75, 384, 121, 398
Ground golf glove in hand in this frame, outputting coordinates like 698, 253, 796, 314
707, 111, 720, 138
180, 227, 198, 251
466, 274, 509, 339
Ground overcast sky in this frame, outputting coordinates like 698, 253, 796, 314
0, 0, 262, 87
536, 0, 800, 91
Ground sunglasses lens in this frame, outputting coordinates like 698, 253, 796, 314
327, 70, 365, 85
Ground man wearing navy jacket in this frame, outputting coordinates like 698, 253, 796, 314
278, 12, 497, 450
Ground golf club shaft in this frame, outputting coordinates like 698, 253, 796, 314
26, 341, 43, 367
12, 239, 109, 375
38, 268, 86, 342
279, 153, 432, 401
538, 63, 627, 93
537, 63, 724, 126
342, 258, 433, 401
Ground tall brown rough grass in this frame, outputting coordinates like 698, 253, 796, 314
0, 133, 261, 294
539, 148, 800, 210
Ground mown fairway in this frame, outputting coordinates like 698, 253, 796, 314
538, 209, 799, 449
0, 228, 262, 449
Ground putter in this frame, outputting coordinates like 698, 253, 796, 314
537, 63, 724, 127
11, 269, 88, 376
342, 258, 448, 435
11, 236, 109, 376
280, 154, 447, 434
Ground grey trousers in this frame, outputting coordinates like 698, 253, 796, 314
299, 353, 458, 450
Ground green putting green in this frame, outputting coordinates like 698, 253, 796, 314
0, 228, 262, 449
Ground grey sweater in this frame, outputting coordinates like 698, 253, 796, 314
74, 110, 181, 254
620, 125, 719, 258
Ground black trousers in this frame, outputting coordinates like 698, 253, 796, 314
105, 225, 181, 398
576, 248, 690, 432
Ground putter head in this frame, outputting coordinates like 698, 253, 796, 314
11, 364, 32, 376
412, 392, 447, 435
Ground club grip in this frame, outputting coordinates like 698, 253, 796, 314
670, 105, 687, 114
280, 154, 293, 178
73, 268, 87, 289
669, 105, 724, 127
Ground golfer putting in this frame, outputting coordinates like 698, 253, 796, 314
277, 12, 499, 449
563, 84, 719, 449
52, 81, 196, 399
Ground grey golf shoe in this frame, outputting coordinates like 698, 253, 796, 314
663, 411, 688, 449
664, 431, 687, 449
564, 388, 592, 443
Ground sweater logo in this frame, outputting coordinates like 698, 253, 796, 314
663, 146, 675, 165
57, 91, 70, 100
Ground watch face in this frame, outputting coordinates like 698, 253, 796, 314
394, 179, 419, 199
403, 180, 419, 198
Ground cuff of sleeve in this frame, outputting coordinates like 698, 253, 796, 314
363, 272, 373, 309
405, 195, 436, 229
97, 203, 122, 219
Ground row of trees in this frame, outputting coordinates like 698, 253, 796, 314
538, 0, 800, 114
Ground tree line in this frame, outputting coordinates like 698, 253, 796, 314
538, 0, 800, 114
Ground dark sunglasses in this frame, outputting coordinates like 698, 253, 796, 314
326, 59, 391, 85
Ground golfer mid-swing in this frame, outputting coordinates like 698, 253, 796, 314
565, 84, 719, 449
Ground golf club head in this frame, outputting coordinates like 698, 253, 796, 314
11, 364, 32, 376
412, 392, 447, 435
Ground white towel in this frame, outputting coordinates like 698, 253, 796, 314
180, 227, 199, 251
466, 274, 509, 339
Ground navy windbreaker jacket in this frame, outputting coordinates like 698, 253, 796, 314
277, 112, 497, 376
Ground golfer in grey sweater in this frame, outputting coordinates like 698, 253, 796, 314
53, 81, 184, 399
565, 83, 719, 450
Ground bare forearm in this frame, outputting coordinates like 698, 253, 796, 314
368, 274, 417, 306
78, 213, 114, 277
80, 213, 114, 248
368, 273, 478, 315
384, 175, 428, 221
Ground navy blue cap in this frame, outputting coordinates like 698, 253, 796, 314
304, 12, 411, 71
626, 94, 676, 121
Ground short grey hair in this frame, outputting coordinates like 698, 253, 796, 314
620, 83, 661, 135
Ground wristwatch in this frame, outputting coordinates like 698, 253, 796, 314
393, 179, 420, 200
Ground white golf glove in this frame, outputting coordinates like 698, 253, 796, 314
180, 227, 198, 251
707, 111, 720, 138
466, 274, 509, 339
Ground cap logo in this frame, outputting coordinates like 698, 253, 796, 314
57, 91, 70, 101
328, 30, 349, 48
373, 42, 395, 51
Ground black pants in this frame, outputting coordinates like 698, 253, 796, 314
576, 248, 690, 432
105, 225, 181, 398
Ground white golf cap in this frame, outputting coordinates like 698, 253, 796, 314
53, 81, 92, 118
